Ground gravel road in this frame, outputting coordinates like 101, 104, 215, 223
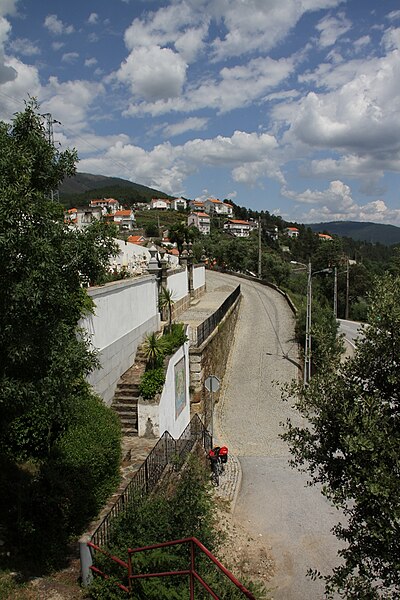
208, 271, 342, 600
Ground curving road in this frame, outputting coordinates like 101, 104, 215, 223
208, 271, 341, 599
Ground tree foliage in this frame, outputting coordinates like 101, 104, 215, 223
0, 100, 118, 460
282, 274, 400, 598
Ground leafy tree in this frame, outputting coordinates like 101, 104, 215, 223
282, 274, 400, 598
0, 100, 118, 460
145, 221, 159, 237
169, 222, 198, 254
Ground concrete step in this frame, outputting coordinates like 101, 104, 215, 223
121, 426, 138, 437
112, 402, 137, 413
114, 394, 140, 403
114, 383, 139, 397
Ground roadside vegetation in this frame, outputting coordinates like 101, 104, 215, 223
88, 454, 266, 600
282, 274, 400, 598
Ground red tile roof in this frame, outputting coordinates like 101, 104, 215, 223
227, 219, 251, 225
114, 210, 132, 217
127, 235, 144, 244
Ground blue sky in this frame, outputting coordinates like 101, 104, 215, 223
1, 0, 400, 225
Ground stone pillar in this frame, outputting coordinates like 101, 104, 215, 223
79, 537, 93, 587
147, 244, 161, 290
180, 247, 188, 269
187, 242, 194, 297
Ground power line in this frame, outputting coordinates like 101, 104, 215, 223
0, 89, 132, 177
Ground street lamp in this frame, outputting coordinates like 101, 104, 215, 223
290, 261, 332, 383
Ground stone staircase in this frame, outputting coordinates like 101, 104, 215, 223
111, 347, 148, 436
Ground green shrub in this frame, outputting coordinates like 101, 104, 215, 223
6, 393, 121, 569
139, 367, 165, 399
162, 322, 188, 355
49, 393, 122, 531
88, 455, 265, 599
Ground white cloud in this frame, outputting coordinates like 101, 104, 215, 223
79, 129, 281, 195
387, 10, 400, 22
52, 41, 64, 51
210, 0, 345, 60
315, 12, 352, 48
353, 35, 370, 52
163, 117, 208, 137
62, 52, 79, 64
0, 0, 18, 18
88, 12, 99, 25
0, 58, 40, 119
44, 14, 74, 36
273, 30, 400, 189
122, 53, 295, 117
124, 2, 207, 63
117, 45, 187, 100
84, 57, 98, 68
283, 180, 400, 225
8, 37, 40, 56
0, 16, 16, 83
40, 77, 104, 132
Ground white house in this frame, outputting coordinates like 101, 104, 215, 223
150, 198, 171, 210
223, 219, 253, 238
188, 212, 211, 235
90, 198, 121, 213
204, 198, 233, 217
285, 227, 299, 238
113, 209, 136, 231
172, 197, 188, 211
66, 206, 103, 230
189, 200, 206, 212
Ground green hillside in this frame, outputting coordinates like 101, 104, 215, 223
59, 172, 172, 208
308, 221, 400, 246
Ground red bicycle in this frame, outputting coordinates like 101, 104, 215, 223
208, 446, 228, 486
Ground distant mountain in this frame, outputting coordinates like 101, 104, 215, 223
59, 172, 171, 205
308, 221, 400, 246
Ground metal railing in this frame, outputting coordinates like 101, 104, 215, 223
88, 536, 256, 599
196, 285, 241, 347
91, 414, 212, 548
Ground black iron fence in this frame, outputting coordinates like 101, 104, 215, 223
91, 414, 212, 548
196, 284, 241, 347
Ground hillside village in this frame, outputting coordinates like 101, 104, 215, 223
64, 194, 335, 279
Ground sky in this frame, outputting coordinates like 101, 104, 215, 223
1, 0, 400, 225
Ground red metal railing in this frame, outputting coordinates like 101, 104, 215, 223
88, 536, 256, 599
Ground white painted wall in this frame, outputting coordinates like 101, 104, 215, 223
110, 239, 150, 275
138, 337, 190, 439
166, 268, 188, 302
81, 275, 160, 405
193, 265, 205, 290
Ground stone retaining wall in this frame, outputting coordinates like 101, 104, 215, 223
189, 295, 241, 418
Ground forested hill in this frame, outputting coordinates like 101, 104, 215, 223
308, 221, 400, 246
59, 172, 172, 207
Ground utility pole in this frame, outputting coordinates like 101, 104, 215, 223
333, 266, 338, 319
305, 261, 312, 384
258, 216, 262, 279
345, 258, 350, 320
42, 112, 61, 202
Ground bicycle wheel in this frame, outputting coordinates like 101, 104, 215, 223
211, 462, 219, 486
